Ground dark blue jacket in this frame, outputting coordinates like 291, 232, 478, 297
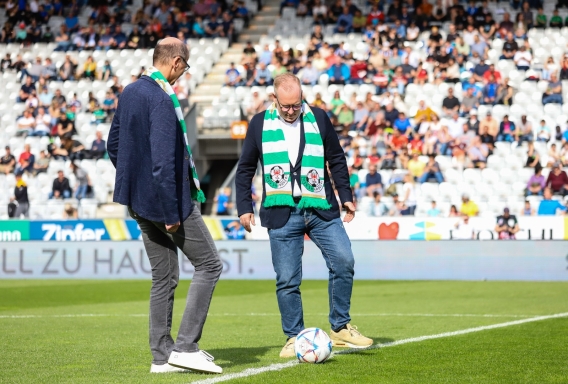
235, 106, 352, 229
107, 75, 194, 224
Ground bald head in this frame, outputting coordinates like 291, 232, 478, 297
273, 74, 303, 123
153, 37, 189, 67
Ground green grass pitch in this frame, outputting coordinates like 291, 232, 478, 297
1, 280, 567, 383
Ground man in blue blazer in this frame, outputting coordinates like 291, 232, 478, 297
236, 74, 373, 358
107, 37, 223, 375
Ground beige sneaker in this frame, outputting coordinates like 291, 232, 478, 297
330, 324, 373, 349
279, 337, 296, 358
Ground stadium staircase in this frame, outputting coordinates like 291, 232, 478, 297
191, 0, 280, 135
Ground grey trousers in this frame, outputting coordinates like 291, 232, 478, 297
129, 206, 223, 364
14, 202, 29, 218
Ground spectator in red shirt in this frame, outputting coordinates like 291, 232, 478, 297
15, 144, 35, 174
368, 147, 381, 166
391, 129, 409, 151
482, 64, 502, 84
349, 58, 367, 85
408, 136, 423, 154
546, 163, 568, 196
366, 4, 384, 26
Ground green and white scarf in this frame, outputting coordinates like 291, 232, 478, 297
143, 66, 205, 203
262, 102, 331, 210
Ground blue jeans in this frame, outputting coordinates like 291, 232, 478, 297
49, 190, 71, 199
75, 184, 88, 200
497, 133, 514, 142
419, 171, 444, 183
268, 205, 354, 337
543, 94, 563, 105
19, 69, 39, 83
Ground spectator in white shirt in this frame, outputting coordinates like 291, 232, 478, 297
444, 111, 465, 138
32, 107, 51, 137
513, 45, 532, 71
453, 214, 476, 239
16, 110, 36, 136
463, 24, 479, 46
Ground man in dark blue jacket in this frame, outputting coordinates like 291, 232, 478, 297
107, 37, 222, 375
236, 74, 373, 358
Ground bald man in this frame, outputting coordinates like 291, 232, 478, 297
108, 37, 223, 374
236, 74, 373, 358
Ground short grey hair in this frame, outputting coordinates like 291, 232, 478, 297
153, 40, 189, 66
273, 73, 301, 95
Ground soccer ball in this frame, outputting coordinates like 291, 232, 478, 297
294, 327, 332, 363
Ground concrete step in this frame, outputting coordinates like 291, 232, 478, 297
245, 25, 271, 33
256, 5, 279, 16
204, 73, 227, 83
193, 83, 222, 95
238, 33, 266, 43
199, 127, 232, 137
253, 15, 278, 23
218, 56, 245, 65
191, 94, 218, 105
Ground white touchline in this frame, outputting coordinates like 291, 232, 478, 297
192, 312, 568, 384
0, 313, 538, 319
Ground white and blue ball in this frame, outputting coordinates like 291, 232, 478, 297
294, 327, 332, 363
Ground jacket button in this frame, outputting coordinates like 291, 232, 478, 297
186, 177, 189, 181
293, 172, 297, 175
185, 155, 189, 159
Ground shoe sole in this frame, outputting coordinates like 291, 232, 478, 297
331, 340, 373, 349
150, 369, 190, 374
168, 362, 222, 374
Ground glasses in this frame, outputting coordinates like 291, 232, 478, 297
176, 56, 190, 72
275, 93, 303, 112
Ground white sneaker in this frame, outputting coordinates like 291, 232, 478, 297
150, 363, 190, 373
168, 350, 223, 374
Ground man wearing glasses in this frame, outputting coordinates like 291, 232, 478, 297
108, 37, 223, 374
236, 73, 373, 358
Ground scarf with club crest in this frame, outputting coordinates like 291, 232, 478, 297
143, 66, 205, 203
261, 102, 331, 210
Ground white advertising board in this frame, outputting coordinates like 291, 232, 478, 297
1, 241, 566, 281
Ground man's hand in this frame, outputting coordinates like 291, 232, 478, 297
343, 202, 356, 223
165, 222, 180, 233
240, 213, 255, 232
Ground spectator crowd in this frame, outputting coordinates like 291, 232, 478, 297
236, 0, 568, 219
1, 0, 250, 48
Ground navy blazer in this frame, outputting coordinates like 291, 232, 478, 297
235, 106, 353, 229
107, 75, 194, 224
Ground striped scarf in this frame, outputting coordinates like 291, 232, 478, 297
262, 102, 330, 210
143, 66, 205, 203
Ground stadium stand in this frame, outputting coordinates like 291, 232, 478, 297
203, 0, 568, 218
1, 0, 568, 220
0, 0, 254, 219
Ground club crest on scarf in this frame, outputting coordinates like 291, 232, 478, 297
267, 165, 289, 189
303, 169, 324, 193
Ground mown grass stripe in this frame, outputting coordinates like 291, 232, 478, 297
192, 312, 568, 384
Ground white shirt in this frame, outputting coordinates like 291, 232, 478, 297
402, 182, 416, 206
313, 5, 327, 16
35, 114, 51, 133
514, 51, 532, 66
463, 29, 478, 46
29, 0, 38, 12
443, 117, 465, 138
278, 111, 302, 197
454, 222, 475, 239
